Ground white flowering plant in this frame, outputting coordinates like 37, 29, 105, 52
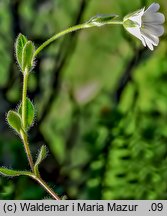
123, 3, 165, 50
0, 2, 165, 199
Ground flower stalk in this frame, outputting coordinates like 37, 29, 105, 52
34, 23, 91, 57
34, 20, 123, 57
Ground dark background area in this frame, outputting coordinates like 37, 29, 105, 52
0, 0, 167, 199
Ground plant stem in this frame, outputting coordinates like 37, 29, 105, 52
18, 19, 123, 200
106, 21, 123, 25
20, 130, 60, 200
34, 23, 91, 57
21, 70, 34, 171
20, 66, 60, 200
34, 21, 123, 57
32, 175, 61, 200
22, 70, 28, 129
20, 130, 34, 171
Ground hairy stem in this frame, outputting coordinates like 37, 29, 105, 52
21, 69, 34, 171
32, 176, 61, 200
22, 70, 28, 129
20, 67, 60, 200
20, 130, 60, 200
20, 130, 34, 171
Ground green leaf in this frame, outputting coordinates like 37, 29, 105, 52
88, 14, 119, 26
7, 110, 22, 134
22, 41, 35, 72
18, 98, 35, 130
15, 34, 28, 69
34, 145, 47, 176
0, 167, 32, 177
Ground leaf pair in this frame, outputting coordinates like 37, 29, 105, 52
15, 34, 35, 72
0, 146, 47, 178
7, 98, 35, 133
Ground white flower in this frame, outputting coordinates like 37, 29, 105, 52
123, 3, 165, 50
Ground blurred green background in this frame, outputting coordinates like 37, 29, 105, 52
0, 0, 167, 200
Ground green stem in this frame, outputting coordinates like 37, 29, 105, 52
20, 126, 60, 199
18, 19, 123, 200
106, 21, 123, 25
34, 21, 123, 57
34, 23, 91, 57
20, 57, 60, 199
20, 130, 34, 171
22, 71, 28, 129
20, 131, 60, 200
32, 176, 61, 200
21, 70, 34, 171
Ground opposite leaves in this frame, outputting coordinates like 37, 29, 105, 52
15, 34, 35, 73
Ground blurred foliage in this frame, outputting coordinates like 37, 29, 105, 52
0, 0, 167, 199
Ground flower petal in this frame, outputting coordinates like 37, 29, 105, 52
144, 3, 160, 14
141, 30, 159, 46
142, 24, 164, 37
126, 27, 146, 46
124, 8, 144, 21
142, 35, 154, 50
128, 8, 145, 26
142, 12, 165, 24
141, 35, 146, 47
123, 3, 165, 51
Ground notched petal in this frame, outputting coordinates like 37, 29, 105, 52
125, 27, 146, 46
143, 24, 164, 37
125, 27, 142, 40
123, 3, 164, 51
143, 12, 165, 24
141, 35, 146, 47
144, 3, 160, 14
141, 30, 159, 46
143, 36, 154, 50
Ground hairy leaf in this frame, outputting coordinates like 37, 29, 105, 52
15, 34, 28, 69
0, 167, 32, 177
18, 98, 35, 130
34, 145, 47, 176
22, 41, 35, 72
7, 110, 22, 134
